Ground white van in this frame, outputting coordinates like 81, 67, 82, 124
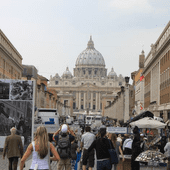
95, 116, 102, 125
36, 108, 59, 124
86, 116, 95, 125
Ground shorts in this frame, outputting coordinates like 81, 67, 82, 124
82, 149, 94, 167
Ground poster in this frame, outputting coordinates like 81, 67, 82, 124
0, 79, 34, 150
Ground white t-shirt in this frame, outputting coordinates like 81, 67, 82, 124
123, 138, 132, 150
81, 132, 95, 149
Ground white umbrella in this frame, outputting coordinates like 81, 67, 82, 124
130, 117, 166, 129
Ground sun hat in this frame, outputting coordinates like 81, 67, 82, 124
61, 124, 68, 133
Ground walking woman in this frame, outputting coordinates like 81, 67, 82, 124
20, 126, 60, 170
108, 133, 124, 170
88, 127, 113, 170
164, 136, 170, 170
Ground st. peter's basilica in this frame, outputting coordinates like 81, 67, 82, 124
48, 36, 125, 115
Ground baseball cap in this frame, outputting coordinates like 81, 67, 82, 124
61, 124, 68, 133
140, 133, 144, 137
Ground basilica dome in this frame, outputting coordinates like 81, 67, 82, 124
108, 67, 117, 77
62, 67, 72, 78
75, 36, 105, 67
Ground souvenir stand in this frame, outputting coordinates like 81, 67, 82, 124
130, 117, 167, 170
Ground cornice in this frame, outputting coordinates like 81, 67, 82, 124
0, 44, 23, 70
0, 29, 23, 60
143, 35, 170, 74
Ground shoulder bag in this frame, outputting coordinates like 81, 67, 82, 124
108, 139, 118, 164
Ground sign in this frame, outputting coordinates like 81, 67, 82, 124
0, 79, 35, 149
107, 127, 127, 134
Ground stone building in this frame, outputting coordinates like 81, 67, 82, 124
21, 65, 59, 111
143, 21, 170, 121
48, 36, 125, 116
131, 51, 145, 115
0, 29, 23, 79
104, 82, 134, 124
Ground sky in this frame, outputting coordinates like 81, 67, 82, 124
1, 0, 170, 82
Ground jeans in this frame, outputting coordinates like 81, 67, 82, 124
97, 159, 112, 170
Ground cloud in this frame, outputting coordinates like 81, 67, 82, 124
109, 0, 152, 12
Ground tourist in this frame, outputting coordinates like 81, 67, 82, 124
3, 127, 23, 170
20, 126, 60, 170
131, 126, 141, 170
53, 124, 75, 170
108, 133, 124, 170
88, 127, 113, 170
80, 126, 95, 170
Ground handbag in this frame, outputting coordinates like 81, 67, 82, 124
108, 139, 118, 164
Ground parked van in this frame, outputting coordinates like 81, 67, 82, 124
86, 116, 95, 125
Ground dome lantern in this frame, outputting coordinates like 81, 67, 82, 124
87, 36, 94, 49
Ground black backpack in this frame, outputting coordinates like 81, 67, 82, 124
57, 133, 71, 159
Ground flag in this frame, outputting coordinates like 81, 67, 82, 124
140, 103, 143, 110
140, 75, 144, 81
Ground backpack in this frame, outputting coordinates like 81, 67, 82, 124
57, 134, 70, 159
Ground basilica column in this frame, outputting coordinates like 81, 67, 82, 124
91, 92, 93, 110
98, 92, 101, 110
96, 92, 98, 111
79, 92, 81, 110
84, 92, 86, 110
76, 92, 78, 109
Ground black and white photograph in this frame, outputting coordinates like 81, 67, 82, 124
0, 100, 33, 150
9, 80, 33, 100
0, 81, 10, 99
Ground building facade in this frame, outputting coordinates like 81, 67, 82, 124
0, 29, 23, 79
131, 51, 145, 115
48, 37, 125, 116
143, 21, 170, 121
21, 65, 59, 112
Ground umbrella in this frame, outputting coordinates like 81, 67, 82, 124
130, 117, 166, 129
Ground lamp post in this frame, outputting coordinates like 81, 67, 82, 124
124, 76, 130, 123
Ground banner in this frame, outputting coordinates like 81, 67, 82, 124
0, 79, 35, 150
107, 127, 128, 134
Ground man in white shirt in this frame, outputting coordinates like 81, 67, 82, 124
80, 126, 95, 170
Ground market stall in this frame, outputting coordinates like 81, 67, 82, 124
136, 150, 167, 170
130, 117, 167, 170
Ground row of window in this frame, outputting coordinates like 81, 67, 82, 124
55, 80, 122, 86
160, 68, 169, 84
160, 93, 170, 104
160, 50, 170, 67
73, 102, 102, 110
160, 78, 170, 90
0, 58, 21, 79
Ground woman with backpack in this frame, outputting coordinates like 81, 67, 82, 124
20, 126, 60, 170
88, 127, 113, 170
108, 133, 124, 170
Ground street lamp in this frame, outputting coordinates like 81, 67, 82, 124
125, 76, 130, 84
124, 76, 130, 123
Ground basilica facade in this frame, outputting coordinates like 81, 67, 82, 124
48, 37, 125, 116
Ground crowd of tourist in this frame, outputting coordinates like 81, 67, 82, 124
2, 124, 170, 170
